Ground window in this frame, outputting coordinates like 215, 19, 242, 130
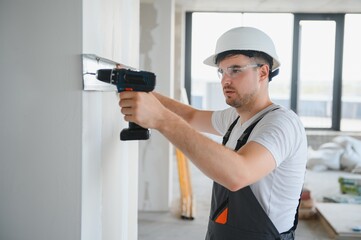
297, 20, 336, 129
291, 14, 345, 130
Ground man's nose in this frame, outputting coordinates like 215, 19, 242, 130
221, 74, 232, 85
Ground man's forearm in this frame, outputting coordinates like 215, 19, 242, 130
153, 92, 217, 134
157, 109, 250, 191
153, 92, 195, 122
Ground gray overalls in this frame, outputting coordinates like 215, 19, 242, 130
206, 110, 299, 240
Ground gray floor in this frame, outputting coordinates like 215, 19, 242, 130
139, 212, 330, 240
139, 162, 332, 240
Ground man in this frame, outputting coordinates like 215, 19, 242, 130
119, 27, 307, 239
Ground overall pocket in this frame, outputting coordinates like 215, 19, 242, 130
211, 199, 229, 224
210, 182, 230, 224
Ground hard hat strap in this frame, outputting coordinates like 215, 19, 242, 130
269, 68, 279, 82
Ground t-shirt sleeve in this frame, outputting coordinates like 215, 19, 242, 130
211, 107, 238, 135
249, 109, 305, 166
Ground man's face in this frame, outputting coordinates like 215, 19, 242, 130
218, 54, 261, 109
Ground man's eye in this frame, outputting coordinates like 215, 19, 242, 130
231, 68, 240, 74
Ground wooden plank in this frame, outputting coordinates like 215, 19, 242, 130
176, 148, 195, 220
316, 202, 361, 239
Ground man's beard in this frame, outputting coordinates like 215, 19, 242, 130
224, 87, 256, 109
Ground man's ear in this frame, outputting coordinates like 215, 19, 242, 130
259, 64, 270, 82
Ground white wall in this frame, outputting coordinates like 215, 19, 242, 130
82, 0, 139, 240
0, 0, 140, 239
0, 0, 82, 239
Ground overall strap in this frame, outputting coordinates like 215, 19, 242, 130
234, 117, 263, 151
222, 107, 280, 150
222, 116, 239, 145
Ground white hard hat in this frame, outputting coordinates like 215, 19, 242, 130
203, 27, 281, 71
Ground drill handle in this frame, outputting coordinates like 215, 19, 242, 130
120, 122, 151, 141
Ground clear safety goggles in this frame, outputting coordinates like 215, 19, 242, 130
217, 64, 263, 79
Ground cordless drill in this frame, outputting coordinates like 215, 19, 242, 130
96, 68, 156, 141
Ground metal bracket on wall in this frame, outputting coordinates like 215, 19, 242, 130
82, 54, 118, 91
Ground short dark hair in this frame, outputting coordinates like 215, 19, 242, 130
215, 50, 273, 70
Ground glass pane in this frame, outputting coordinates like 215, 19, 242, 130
298, 20, 336, 128
191, 13, 293, 110
341, 14, 361, 132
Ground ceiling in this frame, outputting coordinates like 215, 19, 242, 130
175, 0, 361, 13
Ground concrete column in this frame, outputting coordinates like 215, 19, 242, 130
139, 0, 175, 211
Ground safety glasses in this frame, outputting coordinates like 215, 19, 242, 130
217, 64, 263, 79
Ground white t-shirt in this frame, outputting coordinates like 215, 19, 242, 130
211, 104, 307, 233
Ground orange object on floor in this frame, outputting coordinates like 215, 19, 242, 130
176, 148, 195, 220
